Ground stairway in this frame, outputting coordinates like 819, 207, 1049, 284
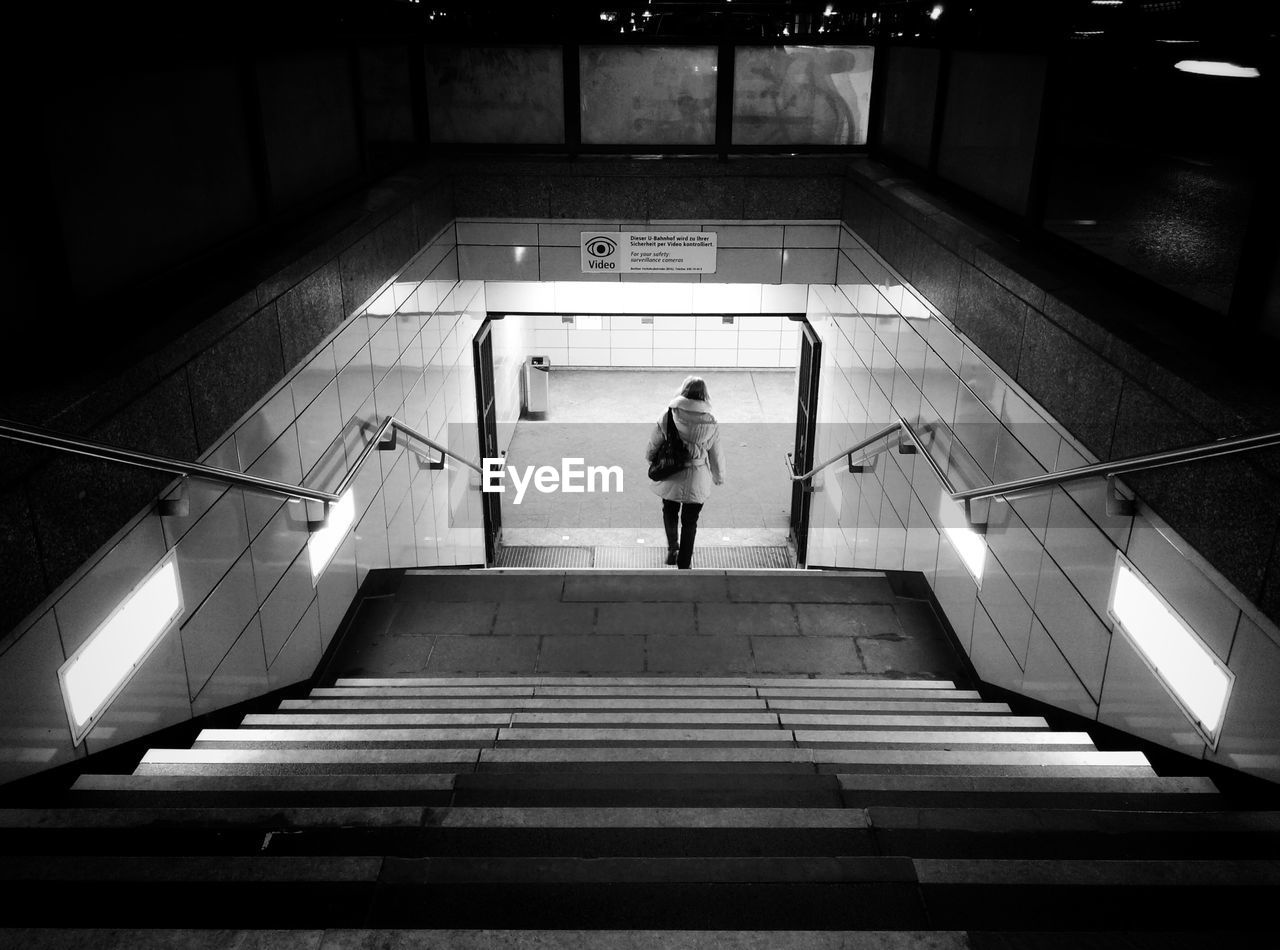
2, 570, 1279, 946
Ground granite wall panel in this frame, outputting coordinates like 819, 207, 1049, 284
188, 305, 287, 451
277, 262, 346, 371
1016, 310, 1121, 459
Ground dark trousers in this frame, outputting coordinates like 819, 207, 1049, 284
662, 499, 704, 570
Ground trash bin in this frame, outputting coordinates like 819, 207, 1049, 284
525, 355, 550, 416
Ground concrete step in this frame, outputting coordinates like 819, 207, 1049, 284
866, 806, 1280, 858
192, 728, 499, 749
813, 749, 1152, 776
332, 676, 958, 690
311, 686, 981, 701
759, 689, 983, 701
506, 713, 782, 727
795, 730, 1095, 750
244, 712, 785, 728
0, 806, 876, 859
914, 857, 1280, 930
135, 748, 482, 775
281, 697, 775, 711
67, 773, 457, 806
470, 747, 1153, 776
767, 700, 1014, 713
0, 930, 1250, 950
450, 771, 846, 808
494, 728, 792, 747
244, 712, 517, 727
780, 714, 1047, 729
836, 773, 1224, 809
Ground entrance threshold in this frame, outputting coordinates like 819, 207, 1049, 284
496, 545, 796, 570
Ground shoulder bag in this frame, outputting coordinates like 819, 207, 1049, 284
647, 408, 690, 481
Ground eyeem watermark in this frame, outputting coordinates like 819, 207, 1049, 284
483, 457, 624, 504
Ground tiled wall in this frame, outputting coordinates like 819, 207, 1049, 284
0, 230, 493, 785
806, 229, 1280, 782
518, 314, 800, 369
456, 219, 842, 285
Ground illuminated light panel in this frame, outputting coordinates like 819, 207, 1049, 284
1108, 553, 1234, 745
308, 490, 356, 582
1174, 60, 1260, 78
58, 553, 184, 743
929, 4, 944, 20
944, 526, 986, 585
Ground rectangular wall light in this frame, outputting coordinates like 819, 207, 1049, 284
1108, 552, 1234, 747
945, 526, 986, 586
58, 552, 184, 744
308, 489, 356, 582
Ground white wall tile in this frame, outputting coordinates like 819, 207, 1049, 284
567, 347, 611, 366
243, 427, 304, 539
540, 222, 618, 246
1022, 618, 1099, 719
173, 489, 251, 620
610, 349, 654, 367
485, 280, 556, 312
291, 344, 338, 412
784, 224, 840, 248
456, 221, 539, 246
609, 329, 654, 348
336, 344, 376, 421
248, 499, 308, 604
190, 615, 268, 718
615, 282, 696, 314
296, 380, 345, 478
179, 550, 259, 698
782, 248, 839, 284
458, 244, 539, 281
762, 284, 808, 312
1043, 488, 1120, 626
654, 348, 699, 366
970, 602, 1024, 693
933, 533, 978, 650
692, 283, 762, 314
1032, 554, 1112, 701
1055, 441, 1133, 549
708, 248, 782, 284
977, 553, 1033, 669
267, 598, 323, 691
541, 245, 617, 281
316, 534, 357, 649
258, 550, 316, 665
708, 225, 784, 248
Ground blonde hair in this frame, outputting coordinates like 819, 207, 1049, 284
679, 376, 710, 403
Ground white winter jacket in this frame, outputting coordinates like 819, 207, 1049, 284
645, 396, 724, 504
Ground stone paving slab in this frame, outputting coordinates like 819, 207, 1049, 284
425, 636, 540, 675
645, 635, 756, 674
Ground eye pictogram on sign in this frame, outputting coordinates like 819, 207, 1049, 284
585, 236, 618, 258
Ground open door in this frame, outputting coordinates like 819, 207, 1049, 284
789, 321, 821, 567
472, 320, 501, 565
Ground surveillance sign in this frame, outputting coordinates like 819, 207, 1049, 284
581, 231, 717, 274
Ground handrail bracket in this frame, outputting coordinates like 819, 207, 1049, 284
963, 498, 988, 535
1106, 475, 1137, 518
306, 499, 331, 533
156, 479, 190, 518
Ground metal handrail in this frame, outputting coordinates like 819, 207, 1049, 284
783, 417, 1280, 532
0, 415, 483, 529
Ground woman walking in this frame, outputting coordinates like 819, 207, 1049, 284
646, 375, 724, 569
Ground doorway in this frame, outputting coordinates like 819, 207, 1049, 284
470, 313, 820, 569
